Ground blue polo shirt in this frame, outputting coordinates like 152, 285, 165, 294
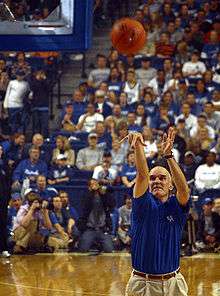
131, 190, 189, 274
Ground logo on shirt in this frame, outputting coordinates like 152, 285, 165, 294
166, 215, 174, 223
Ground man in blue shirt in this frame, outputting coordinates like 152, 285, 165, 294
121, 128, 189, 296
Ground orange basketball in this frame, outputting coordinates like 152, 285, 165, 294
110, 18, 146, 55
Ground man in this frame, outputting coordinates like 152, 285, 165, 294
94, 89, 112, 118
135, 57, 157, 89
87, 54, 110, 88
121, 128, 190, 296
76, 133, 103, 171
34, 175, 57, 202
175, 103, 197, 133
190, 113, 215, 140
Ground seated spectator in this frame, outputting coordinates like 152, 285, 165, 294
77, 179, 115, 252
60, 100, 77, 132
3, 70, 30, 134
48, 154, 73, 186
150, 104, 174, 136
195, 151, 220, 193
107, 67, 123, 97
7, 193, 22, 237
59, 191, 79, 222
116, 122, 129, 156
77, 103, 104, 133
174, 40, 191, 67
193, 79, 211, 106
166, 20, 184, 44
142, 126, 157, 159
29, 69, 50, 137
92, 151, 117, 186
10, 52, 31, 80
135, 104, 147, 127
163, 58, 174, 82
141, 90, 158, 124
201, 30, 220, 59
127, 112, 142, 133
123, 70, 140, 106
175, 103, 197, 133
76, 133, 103, 171
0, 57, 9, 103
135, 57, 157, 90
25, 133, 51, 163
121, 151, 137, 189
155, 32, 175, 58
190, 113, 215, 140
117, 195, 132, 250
12, 145, 47, 191
148, 69, 166, 96
182, 50, 206, 83
180, 151, 198, 190
185, 92, 202, 116
106, 104, 126, 130
203, 70, 216, 93
12, 191, 58, 254
34, 175, 57, 202
161, 90, 180, 118
52, 135, 75, 167
110, 138, 126, 172
203, 101, 220, 132
211, 90, 220, 111
6, 133, 26, 170
94, 121, 112, 151
67, 88, 87, 124
49, 196, 78, 250
119, 92, 130, 117
94, 90, 112, 119
87, 54, 110, 88
197, 198, 220, 250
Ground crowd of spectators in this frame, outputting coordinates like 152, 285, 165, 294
0, 0, 220, 256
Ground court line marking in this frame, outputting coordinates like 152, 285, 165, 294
0, 282, 108, 296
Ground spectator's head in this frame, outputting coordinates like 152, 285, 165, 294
32, 133, 44, 147
36, 175, 47, 191
95, 89, 105, 103
180, 4, 189, 16
124, 195, 132, 209
159, 104, 168, 117
203, 70, 213, 83
109, 67, 120, 80
159, 32, 170, 44
126, 70, 136, 83
176, 118, 186, 131
163, 59, 172, 72
86, 103, 96, 115
162, 91, 173, 105
96, 54, 107, 69
65, 101, 74, 115
55, 135, 70, 151
197, 114, 207, 128
212, 90, 220, 103
52, 196, 62, 211
103, 151, 112, 164
119, 92, 128, 106
210, 30, 218, 43
176, 40, 188, 54
205, 151, 216, 166
167, 21, 175, 33
72, 89, 84, 103
0, 58, 6, 70
95, 121, 105, 136
56, 154, 67, 167
108, 49, 119, 63
185, 93, 196, 106
136, 104, 145, 117
142, 126, 153, 141
202, 198, 214, 215
191, 51, 200, 62
127, 112, 136, 125
175, 16, 181, 29
108, 90, 117, 105
117, 122, 128, 139
112, 104, 122, 117
104, 116, 116, 131
16, 52, 25, 63
112, 138, 121, 151
26, 191, 42, 210
13, 133, 25, 146
88, 178, 100, 191
184, 151, 195, 165
102, 160, 111, 172
29, 146, 40, 163
143, 91, 154, 103
213, 17, 220, 33
196, 79, 205, 92
99, 82, 108, 93
149, 166, 173, 200
163, 3, 172, 15
141, 57, 151, 69
11, 193, 22, 210
134, 9, 144, 22
16, 70, 25, 81
203, 102, 214, 116
127, 150, 135, 165
88, 133, 98, 148
191, 22, 199, 34
181, 103, 191, 116
156, 69, 165, 83
59, 190, 69, 207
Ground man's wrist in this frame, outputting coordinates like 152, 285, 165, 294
163, 152, 174, 159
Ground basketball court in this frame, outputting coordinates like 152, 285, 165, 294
0, 253, 219, 296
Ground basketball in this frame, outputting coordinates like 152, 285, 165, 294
110, 18, 146, 55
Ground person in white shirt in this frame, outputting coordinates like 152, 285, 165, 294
190, 113, 215, 140
175, 103, 197, 133
123, 70, 140, 105
92, 157, 117, 186
87, 54, 110, 88
195, 151, 220, 193
4, 70, 30, 133
135, 57, 157, 90
182, 51, 206, 81
148, 69, 166, 96
77, 103, 104, 133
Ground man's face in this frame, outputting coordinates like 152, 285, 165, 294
96, 122, 105, 134
37, 176, 46, 189
141, 60, 150, 69
182, 104, 190, 115
73, 90, 83, 102
59, 193, 69, 207
191, 54, 199, 63
87, 104, 95, 115
95, 94, 104, 103
204, 104, 213, 115
12, 198, 22, 210
53, 197, 63, 210
29, 149, 40, 161
149, 167, 172, 200
33, 134, 44, 147
88, 136, 97, 147
113, 105, 121, 116
65, 105, 73, 115
16, 135, 25, 146
97, 57, 107, 68
90, 179, 100, 191
125, 198, 132, 209
203, 203, 213, 215
197, 117, 206, 128
127, 113, 136, 124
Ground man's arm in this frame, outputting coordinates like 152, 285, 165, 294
162, 128, 190, 205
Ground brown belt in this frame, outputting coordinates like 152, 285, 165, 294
133, 268, 180, 281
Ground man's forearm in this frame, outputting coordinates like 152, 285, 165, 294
134, 143, 149, 179
167, 158, 190, 205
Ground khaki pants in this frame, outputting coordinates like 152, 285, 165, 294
13, 221, 68, 250
125, 272, 188, 296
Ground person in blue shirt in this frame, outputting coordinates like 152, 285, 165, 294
33, 175, 58, 202
7, 193, 22, 237
48, 154, 73, 186
127, 112, 142, 133
121, 128, 190, 296
121, 150, 137, 190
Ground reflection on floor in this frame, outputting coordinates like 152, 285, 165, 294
0, 253, 219, 296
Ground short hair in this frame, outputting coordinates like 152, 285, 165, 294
29, 145, 40, 154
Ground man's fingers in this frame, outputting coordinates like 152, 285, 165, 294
162, 133, 167, 143
119, 135, 129, 144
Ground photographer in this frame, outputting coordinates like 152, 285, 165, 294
12, 191, 54, 254
78, 179, 116, 252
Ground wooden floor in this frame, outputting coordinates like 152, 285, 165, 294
0, 253, 219, 296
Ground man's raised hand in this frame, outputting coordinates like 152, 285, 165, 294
161, 127, 176, 156
119, 132, 146, 149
